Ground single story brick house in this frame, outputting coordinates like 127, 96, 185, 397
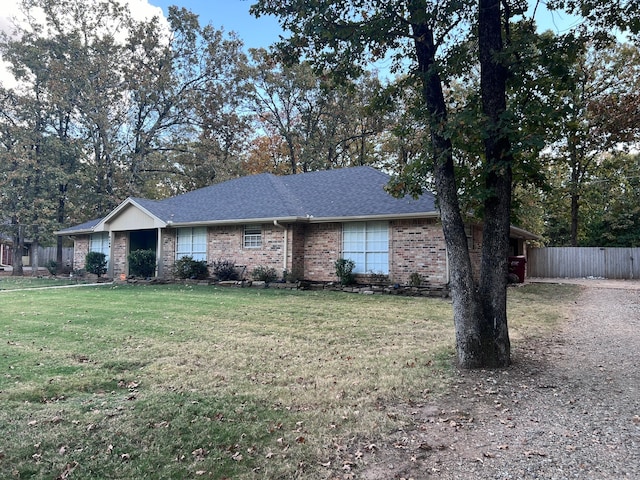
57, 166, 536, 286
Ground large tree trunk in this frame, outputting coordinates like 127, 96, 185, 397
410, 14, 486, 368
31, 238, 39, 277
478, 0, 512, 367
11, 224, 24, 276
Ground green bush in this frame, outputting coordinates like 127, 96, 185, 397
174, 256, 209, 280
85, 252, 107, 277
44, 259, 58, 276
211, 259, 238, 281
251, 265, 278, 283
334, 258, 356, 285
283, 266, 304, 283
409, 272, 423, 287
128, 249, 156, 278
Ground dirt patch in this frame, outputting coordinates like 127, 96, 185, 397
359, 282, 640, 479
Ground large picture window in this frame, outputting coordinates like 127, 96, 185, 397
342, 221, 389, 274
177, 227, 207, 261
243, 224, 262, 248
90, 232, 110, 265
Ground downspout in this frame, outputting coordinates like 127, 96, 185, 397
273, 220, 288, 275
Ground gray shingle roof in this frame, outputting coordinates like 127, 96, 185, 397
56, 217, 103, 235
58, 166, 437, 233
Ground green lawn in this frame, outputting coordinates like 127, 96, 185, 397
0, 283, 578, 479
0, 276, 93, 290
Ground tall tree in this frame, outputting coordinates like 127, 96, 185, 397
540, 40, 640, 245
246, 49, 385, 174
250, 0, 638, 367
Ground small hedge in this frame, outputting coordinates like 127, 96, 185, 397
128, 249, 156, 278
251, 265, 278, 283
174, 256, 209, 280
85, 252, 107, 277
211, 259, 238, 281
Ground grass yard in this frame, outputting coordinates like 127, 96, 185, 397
0, 282, 579, 479
0, 277, 92, 290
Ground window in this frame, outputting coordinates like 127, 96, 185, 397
343, 221, 389, 274
90, 232, 110, 265
177, 227, 207, 261
243, 224, 262, 248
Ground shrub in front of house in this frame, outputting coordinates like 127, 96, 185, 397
174, 256, 209, 280
211, 259, 238, 281
85, 252, 107, 277
45, 259, 58, 276
128, 249, 156, 278
334, 258, 355, 285
251, 265, 278, 283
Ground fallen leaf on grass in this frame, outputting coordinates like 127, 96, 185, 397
56, 461, 79, 480
192, 448, 208, 460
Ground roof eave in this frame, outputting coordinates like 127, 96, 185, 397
166, 216, 305, 227
509, 225, 541, 240
308, 212, 440, 223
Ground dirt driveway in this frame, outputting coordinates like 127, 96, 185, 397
362, 279, 640, 479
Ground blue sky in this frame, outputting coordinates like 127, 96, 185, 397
149, 1, 584, 51
150, 0, 282, 49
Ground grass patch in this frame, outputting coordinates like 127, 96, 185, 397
0, 283, 578, 478
0, 277, 91, 290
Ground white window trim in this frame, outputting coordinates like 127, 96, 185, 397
243, 224, 262, 249
342, 221, 389, 274
176, 227, 207, 261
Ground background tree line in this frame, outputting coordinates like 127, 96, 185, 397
0, 0, 639, 277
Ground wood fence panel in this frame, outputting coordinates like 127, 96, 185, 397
36, 247, 74, 269
528, 247, 640, 279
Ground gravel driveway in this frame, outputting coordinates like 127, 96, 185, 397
363, 280, 640, 479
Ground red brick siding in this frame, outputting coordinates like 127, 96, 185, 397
390, 219, 448, 285
207, 224, 287, 279
72, 235, 90, 270
290, 224, 306, 278
303, 223, 342, 282
161, 229, 177, 278
111, 232, 128, 278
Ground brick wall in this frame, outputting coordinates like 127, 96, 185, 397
111, 232, 128, 278
73, 219, 484, 286
72, 235, 90, 270
390, 218, 448, 285
207, 224, 287, 279
161, 229, 177, 278
290, 224, 306, 279
303, 223, 342, 282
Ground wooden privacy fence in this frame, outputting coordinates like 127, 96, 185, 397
36, 246, 74, 268
528, 247, 640, 279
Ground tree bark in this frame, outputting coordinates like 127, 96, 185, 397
478, 0, 512, 367
11, 223, 24, 276
410, 11, 486, 368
